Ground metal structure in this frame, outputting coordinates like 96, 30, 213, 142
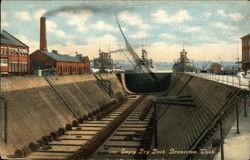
115, 16, 159, 84
115, 16, 153, 74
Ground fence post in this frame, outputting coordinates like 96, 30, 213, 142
244, 92, 247, 117
4, 101, 8, 144
220, 118, 224, 160
153, 102, 158, 148
236, 104, 240, 134
227, 75, 228, 85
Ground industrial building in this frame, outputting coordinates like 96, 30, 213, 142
30, 17, 91, 75
31, 50, 90, 75
0, 30, 30, 76
92, 50, 114, 72
241, 33, 250, 72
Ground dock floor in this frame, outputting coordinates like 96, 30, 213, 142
215, 107, 250, 160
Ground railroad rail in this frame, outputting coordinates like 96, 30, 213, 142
23, 94, 155, 160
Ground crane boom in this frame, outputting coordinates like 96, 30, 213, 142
115, 15, 153, 73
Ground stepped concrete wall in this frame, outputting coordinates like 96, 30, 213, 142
0, 74, 125, 157
155, 73, 245, 159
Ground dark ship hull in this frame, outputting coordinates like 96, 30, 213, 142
172, 48, 196, 72
172, 62, 196, 72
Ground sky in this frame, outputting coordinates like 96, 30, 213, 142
1, 1, 250, 62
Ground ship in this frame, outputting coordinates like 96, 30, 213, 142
91, 50, 124, 73
172, 48, 196, 72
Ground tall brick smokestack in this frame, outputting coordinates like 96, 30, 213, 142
40, 17, 47, 51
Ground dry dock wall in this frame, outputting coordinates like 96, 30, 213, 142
0, 74, 125, 157
154, 73, 245, 159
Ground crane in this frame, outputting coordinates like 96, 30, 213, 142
115, 15, 159, 82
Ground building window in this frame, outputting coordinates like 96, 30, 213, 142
8, 61, 18, 72
0, 58, 8, 67
0, 47, 8, 55
20, 49, 28, 56
20, 62, 28, 72
9, 48, 18, 56
15, 62, 18, 72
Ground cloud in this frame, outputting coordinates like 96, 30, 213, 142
1, 12, 9, 27
2, 22, 9, 27
146, 41, 241, 61
46, 20, 57, 32
35, 9, 47, 20
159, 33, 176, 39
16, 11, 32, 21
92, 21, 116, 32
217, 9, 243, 21
118, 11, 151, 30
86, 34, 117, 44
2, 11, 7, 19
16, 35, 39, 53
152, 9, 191, 23
229, 34, 241, 41
213, 22, 237, 31
129, 31, 149, 39
47, 20, 72, 39
184, 26, 202, 33
59, 10, 93, 32
48, 34, 124, 60
204, 12, 211, 18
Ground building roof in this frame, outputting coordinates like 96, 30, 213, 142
0, 30, 29, 48
32, 49, 84, 63
241, 33, 250, 39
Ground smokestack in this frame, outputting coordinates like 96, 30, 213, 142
40, 17, 47, 51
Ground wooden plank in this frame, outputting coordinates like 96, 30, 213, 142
84, 121, 110, 124
39, 145, 80, 153
65, 130, 98, 135
109, 136, 142, 141
121, 124, 148, 128
79, 123, 107, 127
59, 135, 93, 140
72, 127, 103, 131
49, 140, 87, 146
117, 128, 146, 132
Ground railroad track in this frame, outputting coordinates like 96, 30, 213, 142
25, 95, 155, 160
90, 95, 154, 160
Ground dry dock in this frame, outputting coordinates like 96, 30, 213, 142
0, 72, 249, 160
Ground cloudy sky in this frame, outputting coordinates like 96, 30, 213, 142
1, 1, 250, 62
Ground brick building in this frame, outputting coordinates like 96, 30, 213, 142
31, 50, 90, 75
0, 30, 30, 76
209, 62, 223, 73
241, 33, 250, 72
30, 17, 91, 75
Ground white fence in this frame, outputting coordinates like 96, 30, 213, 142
188, 73, 250, 90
